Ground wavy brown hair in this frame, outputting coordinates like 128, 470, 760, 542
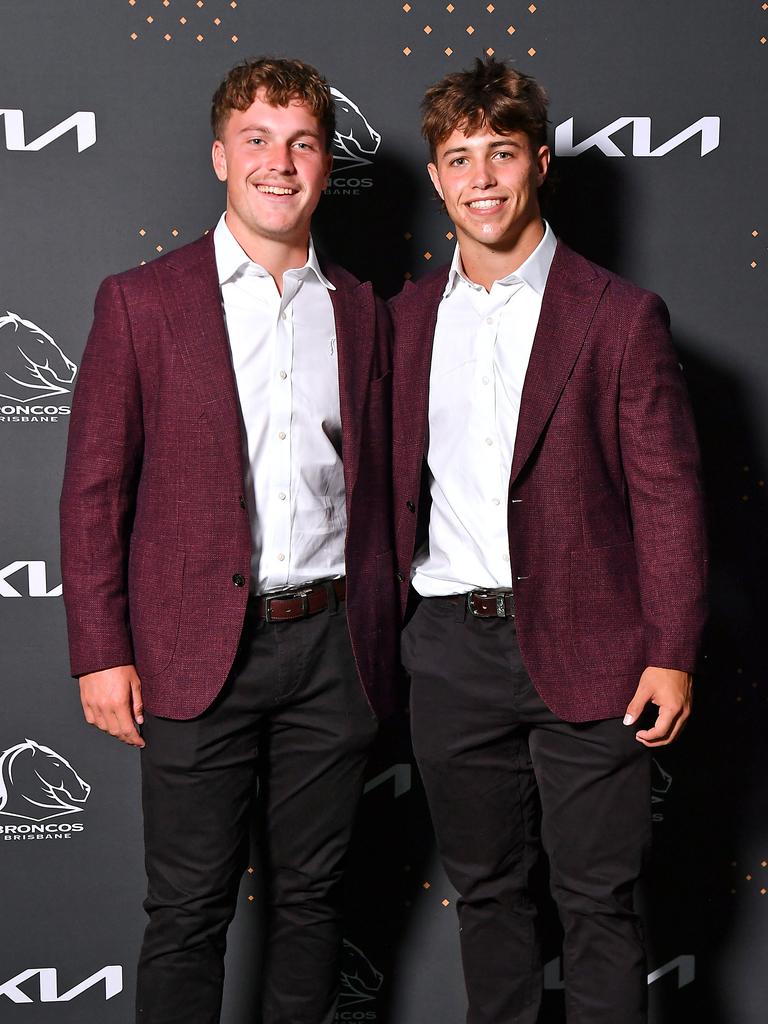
211, 57, 335, 151
422, 57, 549, 160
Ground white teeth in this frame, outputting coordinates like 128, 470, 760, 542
468, 199, 503, 209
256, 185, 296, 195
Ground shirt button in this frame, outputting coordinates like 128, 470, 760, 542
406, 500, 416, 512
485, 437, 493, 446
238, 495, 246, 509
278, 431, 286, 440
395, 571, 404, 582
278, 492, 286, 500
277, 553, 285, 562
492, 498, 500, 506
281, 311, 287, 320
279, 370, 287, 380
485, 316, 494, 325
482, 376, 490, 385
232, 573, 245, 587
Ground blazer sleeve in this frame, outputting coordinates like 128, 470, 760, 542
618, 291, 708, 671
59, 276, 144, 677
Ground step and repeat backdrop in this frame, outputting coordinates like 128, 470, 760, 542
1, 1, 766, 1021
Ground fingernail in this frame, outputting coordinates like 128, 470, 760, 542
623, 713, 634, 726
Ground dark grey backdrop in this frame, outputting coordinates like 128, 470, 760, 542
1, 1, 766, 1021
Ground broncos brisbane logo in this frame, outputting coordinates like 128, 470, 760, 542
338, 939, 383, 1008
0, 311, 77, 403
0, 739, 91, 822
330, 88, 381, 174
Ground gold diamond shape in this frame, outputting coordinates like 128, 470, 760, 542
446, 2, 455, 10
163, 0, 170, 5
404, 231, 413, 240
128, 0, 136, 6
507, 25, 515, 35
214, 17, 221, 25
180, 16, 187, 24
528, 47, 536, 55
403, 2, 411, 10
156, 245, 164, 253
446, 231, 454, 240
171, 228, 179, 237
487, 3, 495, 11
130, 31, 138, 39
403, 46, 412, 55
231, 1, 238, 7
424, 24, 432, 34
197, 0, 204, 6
529, 3, 537, 11
442, 898, 451, 906
761, 36, 767, 44
404, 271, 412, 280
231, 34, 238, 42
197, 33, 204, 41
422, 881, 431, 889
486, 47, 495, 55
139, 228, 146, 236
751, 260, 758, 268
424, 251, 433, 260
444, 47, 453, 56
164, 33, 172, 40
146, 15, 154, 23
753, 230, 759, 237
466, 25, 475, 35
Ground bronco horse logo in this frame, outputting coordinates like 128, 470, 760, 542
338, 939, 383, 1008
0, 739, 91, 822
330, 88, 381, 174
0, 311, 78, 403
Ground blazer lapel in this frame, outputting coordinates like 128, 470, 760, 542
325, 265, 375, 501
509, 242, 607, 485
158, 234, 245, 481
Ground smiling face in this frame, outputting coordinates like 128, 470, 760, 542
428, 126, 549, 261
212, 90, 333, 256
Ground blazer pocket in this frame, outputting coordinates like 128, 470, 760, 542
128, 537, 185, 677
569, 542, 644, 674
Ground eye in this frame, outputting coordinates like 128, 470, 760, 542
449, 157, 468, 167
493, 150, 514, 160
247, 137, 265, 146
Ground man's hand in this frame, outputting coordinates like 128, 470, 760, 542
623, 666, 692, 747
79, 665, 145, 748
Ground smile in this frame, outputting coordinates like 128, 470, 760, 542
467, 198, 504, 209
255, 185, 298, 195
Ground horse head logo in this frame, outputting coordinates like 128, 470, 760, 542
0, 739, 91, 821
338, 939, 383, 1007
330, 89, 381, 174
0, 311, 77, 403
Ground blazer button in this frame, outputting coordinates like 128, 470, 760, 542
238, 495, 247, 510
232, 573, 245, 587
395, 571, 404, 582
406, 500, 415, 513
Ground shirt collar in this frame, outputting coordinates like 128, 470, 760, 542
213, 212, 334, 290
444, 219, 557, 298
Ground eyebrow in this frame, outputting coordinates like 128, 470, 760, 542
237, 125, 322, 141
442, 139, 524, 158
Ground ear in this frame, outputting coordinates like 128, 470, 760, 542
535, 144, 550, 188
212, 139, 227, 183
427, 162, 444, 201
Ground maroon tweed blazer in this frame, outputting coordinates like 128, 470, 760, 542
390, 241, 707, 722
60, 233, 398, 720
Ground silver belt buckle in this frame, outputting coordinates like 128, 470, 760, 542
264, 588, 310, 622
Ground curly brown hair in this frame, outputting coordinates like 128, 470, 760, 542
211, 57, 335, 151
422, 57, 549, 160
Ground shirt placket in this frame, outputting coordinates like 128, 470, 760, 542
265, 294, 295, 589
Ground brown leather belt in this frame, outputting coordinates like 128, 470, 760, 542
453, 589, 515, 618
253, 578, 346, 622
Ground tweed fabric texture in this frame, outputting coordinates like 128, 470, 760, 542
60, 233, 398, 720
390, 241, 707, 722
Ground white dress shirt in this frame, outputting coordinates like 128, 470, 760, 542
412, 221, 557, 597
213, 213, 346, 593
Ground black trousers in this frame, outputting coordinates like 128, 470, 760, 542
135, 597, 378, 1024
402, 596, 651, 1024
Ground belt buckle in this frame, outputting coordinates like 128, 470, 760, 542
264, 588, 310, 623
467, 589, 511, 618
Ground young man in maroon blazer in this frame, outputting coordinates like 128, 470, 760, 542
60, 58, 398, 1024
390, 59, 707, 1023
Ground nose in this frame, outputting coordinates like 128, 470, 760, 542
471, 158, 496, 189
270, 143, 296, 175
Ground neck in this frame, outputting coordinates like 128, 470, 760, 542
457, 216, 545, 292
224, 212, 309, 295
